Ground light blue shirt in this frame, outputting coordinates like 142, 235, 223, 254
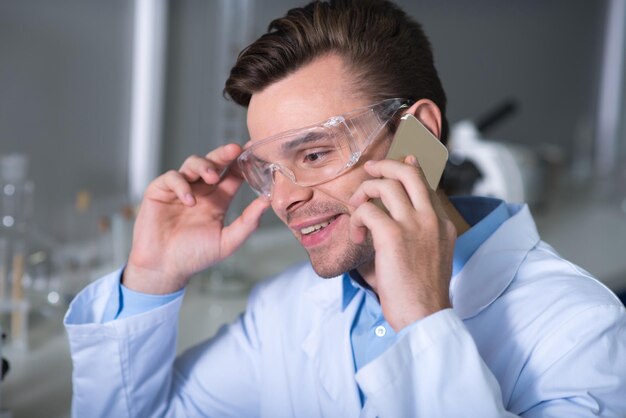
103, 282, 184, 320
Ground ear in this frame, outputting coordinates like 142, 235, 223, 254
404, 99, 442, 140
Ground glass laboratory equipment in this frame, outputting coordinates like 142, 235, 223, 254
0, 154, 34, 349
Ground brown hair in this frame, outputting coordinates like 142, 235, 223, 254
224, 0, 449, 142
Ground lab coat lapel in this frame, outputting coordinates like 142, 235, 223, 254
451, 204, 540, 319
301, 275, 363, 413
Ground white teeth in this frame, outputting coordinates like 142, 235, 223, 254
301, 220, 332, 235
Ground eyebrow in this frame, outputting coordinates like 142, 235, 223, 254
280, 131, 329, 152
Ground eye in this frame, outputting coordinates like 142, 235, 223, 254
303, 150, 330, 163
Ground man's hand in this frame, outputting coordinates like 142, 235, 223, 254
124, 144, 271, 294
349, 155, 457, 332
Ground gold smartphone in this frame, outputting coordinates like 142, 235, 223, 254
373, 114, 448, 209
386, 113, 448, 189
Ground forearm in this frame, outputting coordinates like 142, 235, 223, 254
64, 271, 184, 418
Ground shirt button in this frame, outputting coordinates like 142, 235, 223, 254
374, 325, 386, 337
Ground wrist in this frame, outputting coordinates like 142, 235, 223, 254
123, 261, 187, 295
383, 294, 451, 332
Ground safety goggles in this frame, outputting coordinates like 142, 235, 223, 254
238, 98, 411, 198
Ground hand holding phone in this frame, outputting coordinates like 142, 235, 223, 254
352, 114, 456, 331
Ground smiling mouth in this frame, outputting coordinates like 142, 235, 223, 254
300, 215, 339, 235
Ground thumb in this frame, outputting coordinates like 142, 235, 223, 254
220, 197, 271, 256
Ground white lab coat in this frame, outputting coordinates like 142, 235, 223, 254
65, 204, 626, 417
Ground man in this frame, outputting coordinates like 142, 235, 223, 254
65, 1, 626, 417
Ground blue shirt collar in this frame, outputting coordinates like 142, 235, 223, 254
341, 196, 510, 310
342, 270, 366, 310
451, 196, 509, 276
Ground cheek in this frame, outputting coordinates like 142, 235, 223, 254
366, 133, 393, 160
316, 168, 372, 207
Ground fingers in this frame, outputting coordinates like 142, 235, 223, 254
350, 201, 395, 245
178, 155, 221, 184
179, 143, 243, 182
148, 144, 245, 205
354, 157, 433, 213
350, 178, 415, 220
198, 144, 247, 199
204, 143, 243, 168
348, 156, 450, 244
150, 170, 197, 205
221, 196, 271, 255
349, 157, 433, 216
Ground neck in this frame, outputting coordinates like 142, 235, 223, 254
356, 191, 470, 295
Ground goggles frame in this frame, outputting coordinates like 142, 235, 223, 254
238, 98, 411, 198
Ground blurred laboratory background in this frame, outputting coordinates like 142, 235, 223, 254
1, 0, 625, 417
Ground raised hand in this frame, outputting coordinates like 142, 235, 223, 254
349, 156, 457, 331
123, 144, 270, 294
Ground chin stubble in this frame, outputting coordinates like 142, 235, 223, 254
307, 233, 374, 279
285, 201, 373, 278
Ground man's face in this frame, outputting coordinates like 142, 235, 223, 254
247, 54, 387, 278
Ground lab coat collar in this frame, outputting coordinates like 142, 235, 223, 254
450, 203, 540, 319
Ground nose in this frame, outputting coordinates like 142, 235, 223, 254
271, 170, 313, 214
